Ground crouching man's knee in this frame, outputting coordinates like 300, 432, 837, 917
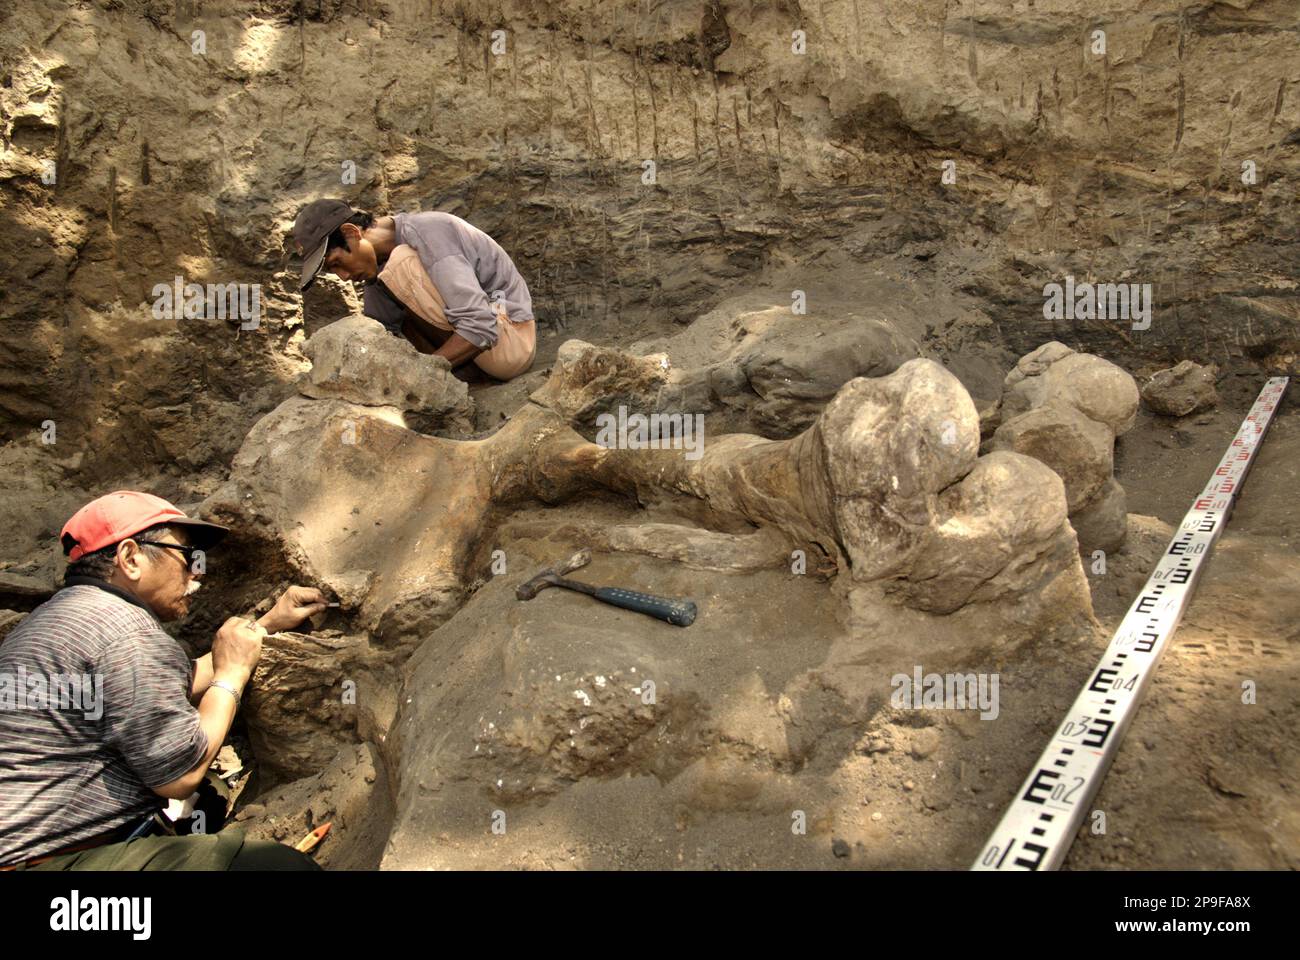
227, 839, 321, 871
27, 829, 321, 872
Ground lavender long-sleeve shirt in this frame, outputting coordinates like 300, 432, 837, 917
362, 211, 533, 349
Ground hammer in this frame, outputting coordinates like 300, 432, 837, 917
515, 549, 697, 627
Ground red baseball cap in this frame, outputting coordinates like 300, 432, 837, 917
60, 491, 229, 562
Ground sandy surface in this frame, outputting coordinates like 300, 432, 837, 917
288, 390, 1295, 870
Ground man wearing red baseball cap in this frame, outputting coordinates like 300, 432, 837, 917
0, 491, 328, 871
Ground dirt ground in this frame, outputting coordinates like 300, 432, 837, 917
1061, 392, 1300, 869
871, 393, 1300, 871
836, 392, 1300, 872
4, 1, 1296, 873
260, 378, 1293, 871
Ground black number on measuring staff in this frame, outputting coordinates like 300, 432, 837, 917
1054, 776, 1085, 804
1089, 667, 1139, 694
1023, 769, 1085, 805
1060, 715, 1092, 738
1023, 768, 1059, 804
1060, 714, 1115, 748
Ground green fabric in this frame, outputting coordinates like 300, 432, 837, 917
24, 827, 248, 871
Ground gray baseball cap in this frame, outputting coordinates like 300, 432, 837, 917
292, 199, 354, 291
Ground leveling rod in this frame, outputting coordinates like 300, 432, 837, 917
973, 376, 1289, 871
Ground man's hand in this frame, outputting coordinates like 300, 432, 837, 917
257, 585, 329, 634
432, 331, 485, 368
211, 617, 266, 686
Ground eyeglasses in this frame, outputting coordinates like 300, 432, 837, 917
139, 541, 204, 569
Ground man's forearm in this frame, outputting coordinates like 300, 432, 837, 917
194, 675, 241, 766
157, 669, 246, 799
434, 331, 485, 367
190, 653, 214, 704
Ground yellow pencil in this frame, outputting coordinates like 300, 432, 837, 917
294, 822, 332, 854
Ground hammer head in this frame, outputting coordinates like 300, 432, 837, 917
516, 549, 592, 600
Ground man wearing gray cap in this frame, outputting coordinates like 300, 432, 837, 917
292, 199, 537, 382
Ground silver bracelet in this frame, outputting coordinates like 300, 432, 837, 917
208, 679, 243, 707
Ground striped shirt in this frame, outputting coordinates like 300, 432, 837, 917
0, 581, 208, 864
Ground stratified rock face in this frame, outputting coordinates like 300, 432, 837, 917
299, 315, 473, 434
990, 342, 1138, 553
1142, 360, 1220, 417
3, 0, 1295, 516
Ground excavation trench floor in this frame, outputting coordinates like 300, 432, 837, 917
235, 388, 1298, 870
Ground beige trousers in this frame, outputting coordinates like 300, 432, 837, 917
378, 245, 536, 381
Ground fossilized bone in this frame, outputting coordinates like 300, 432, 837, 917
205, 331, 1087, 639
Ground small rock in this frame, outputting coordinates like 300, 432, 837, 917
902, 779, 916, 792
922, 792, 951, 812
1205, 761, 1247, 798
911, 727, 941, 759
870, 811, 883, 822
1142, 361, 1218, 417
831, 838, 851, 858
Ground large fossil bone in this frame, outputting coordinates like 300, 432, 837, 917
204, 327, 1087, 639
